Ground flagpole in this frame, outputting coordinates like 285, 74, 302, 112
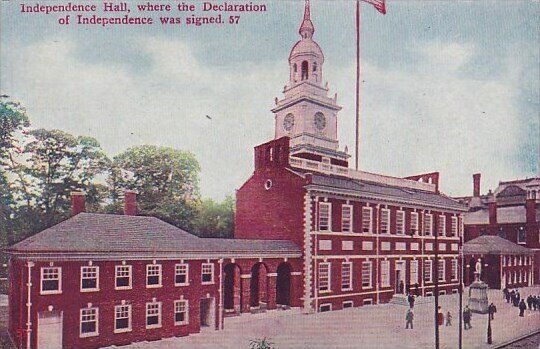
355, 0, 361, 171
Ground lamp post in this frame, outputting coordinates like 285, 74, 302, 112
487, 311, 492, 344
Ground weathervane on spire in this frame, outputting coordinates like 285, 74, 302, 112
299, 0, 314, 39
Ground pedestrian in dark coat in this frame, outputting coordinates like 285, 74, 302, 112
405, 308, 414, 329
488, 303, 497, 320
408, 293, 415, 308
519, 299, 526, 317
463, 306, 472, 330
527, 295, 533, 310
437, 306, 444, 326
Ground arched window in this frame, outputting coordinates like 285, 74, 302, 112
313, 62, 317, 72
301, 61, 309, 80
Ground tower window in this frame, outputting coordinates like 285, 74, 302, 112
313, 62, 317, 72
293, 63, 297, 72
301, 61, 308, 80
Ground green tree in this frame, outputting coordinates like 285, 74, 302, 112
193, 196, 235, 238
19, 129, 110, 228
109, 145, 201, 230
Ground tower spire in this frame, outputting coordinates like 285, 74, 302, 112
299, 0, 314, 39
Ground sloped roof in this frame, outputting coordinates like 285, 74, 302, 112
463, 235, 533, 255
463, 206, 530, 225
306, 173, 466, 211
7, 213, 301, 257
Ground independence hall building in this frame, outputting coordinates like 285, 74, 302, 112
7, 2, 469, 349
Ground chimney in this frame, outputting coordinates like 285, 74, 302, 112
124, 190, 138, 216
71, 191, 86, 216
473, 173, 481, 197
525, 193, 536, 224
488, 194, 497, 225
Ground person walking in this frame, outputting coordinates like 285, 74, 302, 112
437, 306, 444, 326
463, 306, 472, 330
519, 299, 526, 317
488, 303, 497, 320
445, 311, 452, 326
405, 308, 414, 329
527, 295, 533, 310
408, 293, 415, 308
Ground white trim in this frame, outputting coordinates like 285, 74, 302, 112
341, 204, 353, 232
396, 210, 405, 235
114, 304, 132, 333
362, 206, 373, 233
145, 301, 162, 329
341, 261, 353, 291
40, 266, 62, 295
319, 303, 332, 312
312, 253, 459, 260
424, 260, 433, 283
424, 213, 433, 236
361, 260, 373, 289
80, 265, 99, 292
438, 215, 446, 236
174, 299, 189, 326
115, 265, 132, 290
380, 260, 390, 287
410, 212, 419, 235
174, 263, 190, 286
380, 208, 390, 234
318, 202, 332, 232
438, 259, 446, 282
201, 263, 215, 285
146, 264, 162, 288
342, 300, 354, 308
318, 262, 331, 292
79, 307, 99, 338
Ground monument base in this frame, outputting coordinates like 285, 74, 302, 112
468, 281, 489, 314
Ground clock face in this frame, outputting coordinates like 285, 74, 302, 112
283, 113, 295, 131
314, 112, 326, 131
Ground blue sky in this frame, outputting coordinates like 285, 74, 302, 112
1, 0, 538, 200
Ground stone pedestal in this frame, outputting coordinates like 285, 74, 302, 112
468, 281, 489, 314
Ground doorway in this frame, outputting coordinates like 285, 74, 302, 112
37, 311, 63, 349
200, 297, 215, 331
395, 261, 406, 294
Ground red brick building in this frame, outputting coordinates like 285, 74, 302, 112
7, 194, 302, 349
456, 175, 539, 288
235, 1, 467, 313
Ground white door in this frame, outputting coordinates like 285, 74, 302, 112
37, 311, 63, 349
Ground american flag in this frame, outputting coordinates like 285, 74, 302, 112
361, 0, 386, 15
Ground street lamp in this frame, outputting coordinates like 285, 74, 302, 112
487, 311, 492, 344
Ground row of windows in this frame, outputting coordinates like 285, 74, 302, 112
317, 259, 459, 292
79, 300, 189, 337
40, 263, 215, 295
501, 255, 533, 267
505, 270, 532, 285
318, 203, 460, 237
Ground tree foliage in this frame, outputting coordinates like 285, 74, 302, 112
193, 196, 235, 238
109, 145, 201, 230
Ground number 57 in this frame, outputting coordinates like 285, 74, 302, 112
229, 16, 240, 24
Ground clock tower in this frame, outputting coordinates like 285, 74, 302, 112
271, 0, 349, 166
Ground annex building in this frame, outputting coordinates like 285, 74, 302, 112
7, 2, 471, 349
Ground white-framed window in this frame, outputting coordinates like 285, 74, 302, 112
115, 265, 132, 290
424, 213, 433, 236
175, 263, 189, 286
519, 271, 522, 283
502, 256, 506, 266
341, 204, 353, 232
451, 216, 458, 237
410, 212, 419, 235
41, 267, 62, 294
174, 300, 189, 325
438, 215, 446, 236
518, 256, 522, 266
362, 206, 373, 233
438, 260, 446, 282
380, 260, 390, 287
343, 300, 354, 309
341, 262, 352, 291
81, 266, 99, 292
380, 208, 390, 234
424, 260, 433, 283
80, 307, 99, 337
318, 262, 331, 292
146, 301, 162, 329
319, 202, 332, 231
396, 210, 405, 235
410, 260, 419, 285
362, 261, 372, 288
114, 304, 132, 333
146, 264, 162, 288
202, 263, 215, 284
451, 259, 458, 281
517, 227, 526, 244
319, 303, 332, 312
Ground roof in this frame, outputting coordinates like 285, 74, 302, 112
463, 235, 533, 255
7, 213, 301, 258
463, 206, 530, 225
305, 173, 466, 211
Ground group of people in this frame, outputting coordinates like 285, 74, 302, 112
503, 287, 540, 317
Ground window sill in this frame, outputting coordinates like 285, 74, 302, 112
80, 332, 99, 338
146, 324, 162, 330
114, 328, 132, 334
40, 290, 62, 295
175, 283, 190, 287
115, 286, 132, 291
341, 288, 353, 292
318, 290, 332, 294
81, 288, 100, 293
201, 282, 214, 286
146, 284, 162, 289
175, 322, 189, 326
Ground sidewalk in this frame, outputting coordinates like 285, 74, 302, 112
105, 287, 540, 349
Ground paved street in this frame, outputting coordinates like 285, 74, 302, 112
105, 287, 540, 349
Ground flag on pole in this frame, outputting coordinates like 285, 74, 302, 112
361, 0, 386, 15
